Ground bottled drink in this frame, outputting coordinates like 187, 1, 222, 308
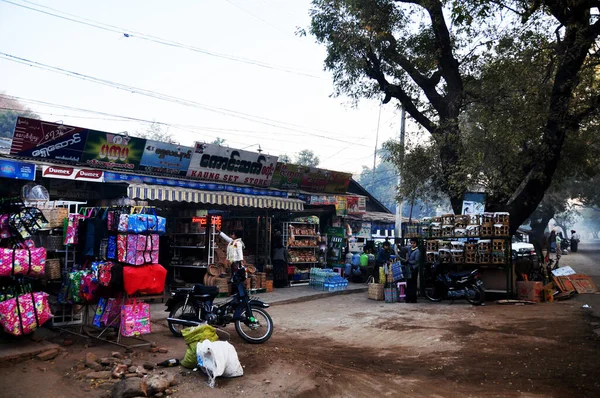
157, 359, 180, 367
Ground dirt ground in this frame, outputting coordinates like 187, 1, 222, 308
2, 245, 600, 397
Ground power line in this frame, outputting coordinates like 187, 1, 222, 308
224, 0, 290, 36
1, 0, 322, 79
0, 52, 373, 146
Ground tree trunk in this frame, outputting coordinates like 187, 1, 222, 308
528, 209, 554, 258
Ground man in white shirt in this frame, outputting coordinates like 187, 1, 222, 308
216, 227, 245, 274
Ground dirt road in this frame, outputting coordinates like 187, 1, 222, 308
2, 247, 600, 397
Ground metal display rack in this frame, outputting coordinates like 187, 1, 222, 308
282, 221, 319, 286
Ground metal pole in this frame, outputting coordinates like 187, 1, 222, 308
372, 103, 382, 185
395, 105, 406, 239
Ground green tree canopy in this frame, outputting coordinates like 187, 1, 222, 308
310, 0, 600, 233
295, 149, 320, 167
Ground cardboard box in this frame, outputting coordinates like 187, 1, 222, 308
517, 281, 544, 302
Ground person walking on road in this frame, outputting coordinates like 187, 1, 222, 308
571, 230, 580, 252
405, 238, 421, 303
216, 227, 245, 274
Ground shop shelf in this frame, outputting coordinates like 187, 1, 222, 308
171, 245, 206, 249
170, 264, 208, 268
288, 246, 318, 249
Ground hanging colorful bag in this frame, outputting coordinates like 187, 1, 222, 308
123, 264, 167, 295
0, 292, 53, 336
93, 298, 107, 327
9, 207, 48, 240
64, 214, 85, 245
98, 262, 114, 286
80, 271, 99, 302
107, 236, 117, 260
120, 299, 151, 337
0, 242, 46, 277
100, 297, 121, 327
0, 214, 13, 238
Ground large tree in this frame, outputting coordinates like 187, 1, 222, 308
310, 0, 600, 234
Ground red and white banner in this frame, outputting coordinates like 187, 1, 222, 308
42, 165, 104, 182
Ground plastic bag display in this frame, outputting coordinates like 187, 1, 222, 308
123, 264, 167, 295
117, 214, 166, 234
107, 236, 117, 260
0, 214, 13, 239
93, 298, 107, 327
120, 300, 151, 337
0, 292, 53, 336
0, 245, 47, 277
196, 340, 244, 388
9, 208, 48, 240
98, 261, 114, 286
117, 234, 159, 265
181, 324, 219, 369
64, 214, 85, 245
100, 297, 121, 327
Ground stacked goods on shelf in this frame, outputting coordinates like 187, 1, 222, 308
283, 221, 319, 285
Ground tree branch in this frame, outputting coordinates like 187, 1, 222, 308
364, 51, 437, 134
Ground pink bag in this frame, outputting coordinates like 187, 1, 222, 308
100, 297, 122, 327
0, 214, 12, 238
98, 262, 114, 286
120, 299, 151, 337
0, 244, 47, 277
0, 292, 53, 336
117, 235, 160, 265
64, 214, 85, 245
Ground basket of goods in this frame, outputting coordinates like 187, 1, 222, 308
208, 264, 220, 276
367, 277, 384, 301
40, 205, 68, 229
494, 212, 510, 225
385, 286, 398, 303
442, 214, 455, 225
45, 258, 62, 280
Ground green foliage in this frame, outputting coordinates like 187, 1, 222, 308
212, 137, 226, 145
295, 149, 320, 167
133, 122, 175, 143
0, 94, 39, 139
278, 154, 291, 163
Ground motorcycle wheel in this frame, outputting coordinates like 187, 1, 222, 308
465, 285, 485, 306
424, 282, 443, 302
235, 306, 274, 344
168, 301, 200, 337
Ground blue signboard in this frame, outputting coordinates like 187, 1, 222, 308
104, 172, 288, 198
0, 159, 36, 180
139, 141, 193, 176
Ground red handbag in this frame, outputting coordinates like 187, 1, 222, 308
123, 264, 166, 295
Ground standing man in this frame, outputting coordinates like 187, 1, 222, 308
216, 227, 245, 274
571, 230, 580, 253
405, 238, 421, 303
376, 241, 392, 283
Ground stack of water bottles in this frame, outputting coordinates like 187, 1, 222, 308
309, 268, 348, 291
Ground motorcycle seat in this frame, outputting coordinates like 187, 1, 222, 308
192, 285, 219, 297
447, 270, 472, 279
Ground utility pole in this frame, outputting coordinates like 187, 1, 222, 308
372, 104, 382, 185
395, 105, 406, 240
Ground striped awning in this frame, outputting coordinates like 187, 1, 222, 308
127, 184, 304, 211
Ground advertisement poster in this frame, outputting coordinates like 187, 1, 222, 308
10, 117, 89, 163
335, 196, 347, 217
0, 159, 36, 181
271, 163, 351, 193
347, 195, 366, 215
309, 195, 337, 205
186, 143, 278, 187
42, 165, 104, 182
139, 141, 193, 175
461, 192, 486, 215
81, 132, 145, 170
325, 170, 352, 194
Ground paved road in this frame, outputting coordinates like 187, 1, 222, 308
557, 241, 600, 318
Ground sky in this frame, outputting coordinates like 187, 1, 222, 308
0, 0, 408, 177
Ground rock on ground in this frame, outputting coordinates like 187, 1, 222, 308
111, 378, 147, 398
146, 375, 170, 396
36, 348, 60, 361
86, 371, 112, 380
85, 352, 103, 371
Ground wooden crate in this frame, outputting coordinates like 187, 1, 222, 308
426, 241, 439, 251
492, 252, 505, 264
442, 225, 454, 237
467, 225, 480, 237
451, 251, 464, 264
454, 228, 467, 237
465, 243, 478, 253
492, 239, 506, 251
468, 214, 480, 225
465, 252, 478, 264
454, 215, 469, 227
442, 214, 455, 225
494, 212, 510, 225
479, 253, 491, 263
426, 251, 438, 263
494, 224, 509, 237
439, 250, 452, 263
481, 225, 494, 237
478, 240, 491, 253
481, 213, 494, 226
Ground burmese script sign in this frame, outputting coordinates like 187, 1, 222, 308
139, 141, 193, 175
270, 163, 352, 193
10, 117, 89, 163
186, 143, 278, 187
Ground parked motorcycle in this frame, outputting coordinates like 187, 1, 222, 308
423, 262, 485, 305
166, 266, 274, 344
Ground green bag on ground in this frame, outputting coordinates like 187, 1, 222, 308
180, 324, 219, 369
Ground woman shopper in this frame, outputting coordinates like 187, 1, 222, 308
405, 238, 421, 303
216, 227, 245, 274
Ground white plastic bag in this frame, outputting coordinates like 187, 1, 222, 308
196, 339, 244, 388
